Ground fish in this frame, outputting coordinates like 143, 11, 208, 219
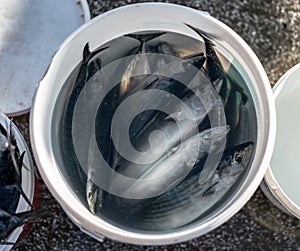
185, 23, 249, 135
111, 126, 230, 199
221, 72, 249, 139
107, 32, 168, 186
86, 179, 103, 215
109, 52, 207, 192
185, 23, 226, 92
137, 142, 254, 230
230, 98, 256, 147
0, 209, 46, 244
148, 41, 180, 70
58, 42, 108, 213
126, 52, 206, 136
0, 186, 19, 214
118, 34, 206, 110
61, 42, 108, 182
114, 69, 226, 176
149, 39, 206, 70
120, 31, 167, 95
150, 41, 180, 56
113, 52, 207, 154
0, 122, 32, 208
0, 121, 46, 245
183, 68, 227, 185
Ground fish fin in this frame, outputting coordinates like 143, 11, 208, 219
83, 43, 91, 64
124, 31, 166, 44
183, 53, 206, 70
18, 185, 33, 208
185, 23, 226, 84
184, 23, 214, 46
143, 76, 160, 89
202, 181, 219, 196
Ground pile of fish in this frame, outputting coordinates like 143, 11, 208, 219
0, 120, 44, 245
62, 23, 255, 230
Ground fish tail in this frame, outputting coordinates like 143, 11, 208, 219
124, 32, 166, 45
184, 23, 214, 47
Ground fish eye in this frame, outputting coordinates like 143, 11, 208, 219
88, 192, 94, 200
234, 153, 244, 163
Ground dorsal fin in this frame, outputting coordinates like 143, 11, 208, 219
184, 53, 206, 69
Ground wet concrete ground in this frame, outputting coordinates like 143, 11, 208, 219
11, 0, 300, 250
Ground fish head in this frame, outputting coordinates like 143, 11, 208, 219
220, 142, 254, 181
232, 142, 254, 166
86, 180, 98, 215
86, 180, 105, 215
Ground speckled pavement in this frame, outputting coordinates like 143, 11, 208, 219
10, 0, 300, 250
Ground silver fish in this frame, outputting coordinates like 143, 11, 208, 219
86, 179, 103, 215
185, 23, 226, 92
126, 52, 206, 136
112, 126, 230, 199
120, 32, 166, 95
110, 53, 207, 178
148, 41, 180, 70
138, 142, 254, 230
115, 71, 225, 176
185, 24, 250, 138
61, 42, 108, 190
61, 43, 108, 215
